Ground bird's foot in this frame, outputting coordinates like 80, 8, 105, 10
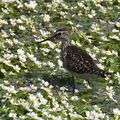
86, 84, 92, 90
83, 80, 93, 90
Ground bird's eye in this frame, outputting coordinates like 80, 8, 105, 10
57, 32, 61, 35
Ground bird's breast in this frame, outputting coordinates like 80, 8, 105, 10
60, 42, 71, 69
61, 48, 67, 67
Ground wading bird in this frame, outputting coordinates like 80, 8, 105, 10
40, 28, 111, 94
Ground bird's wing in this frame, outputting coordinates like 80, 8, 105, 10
65, 46, 98, 74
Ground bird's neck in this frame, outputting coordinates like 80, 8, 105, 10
61, 39, 71, 65
61, 38, 71, 50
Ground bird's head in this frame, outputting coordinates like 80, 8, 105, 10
53, 28, 70, 40
40, 28, 70, 43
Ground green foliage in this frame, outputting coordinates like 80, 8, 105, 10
0, 0, 120, 119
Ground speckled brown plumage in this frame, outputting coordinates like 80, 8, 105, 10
40, 28, 111, 93
63, 45, 107, 77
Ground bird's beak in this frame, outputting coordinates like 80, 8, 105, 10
40, 33, 57, 43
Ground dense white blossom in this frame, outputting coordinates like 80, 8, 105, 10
25, 1, 37, 9
43, 14, 50, 22
0, 0, 119, 119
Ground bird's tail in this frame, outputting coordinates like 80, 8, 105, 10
95, 69, 112, 78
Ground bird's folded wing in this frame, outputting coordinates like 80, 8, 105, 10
65, 46, 98, 74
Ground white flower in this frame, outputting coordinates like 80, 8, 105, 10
3, 60, 12, 67
4, 80, 9, 85
44, 81, 49, 87
106, 86, 117, 102
107, 92, 114, 99
85, 111, 94, 119
88, 10, 96, 18
30, 85, 37, 90
2, 0, 15, 3
48, 41, 56, 49
71, 96, 79, 101
115, 72, 120, 84
93, 46, 99, 53
10, 19, 16, 26
43, 14, 50, 22
0, 19, 8, 25
53, 0, 63, 4
10, 98, 17, 105
91, 23, 100, 32
4, 93, 11, 99
26, 52, 34, 60
60, 11, 66, 16
88, 14, 93, 18
92, 0, 103, 3
19, 25, 26, 30
19, 87, 31, 91
101, 36, 109, 41
7, 85, 17, 94
19, 54, 26, 62
20, 15, 27, 21
93, 105, 101, 112
9, 112, 17, 118
85, 106, 107, 120
97, 63, 104, 70
112, 50, 118, 56
116, 22, 120, 27
113, 108, 120, 116
102, 50, 112, 55
110, 35, 120, 41
13, 38, 19, 44
13, 65, 21, 72
37, 92, 43, 98
19, 115, 26, 119
41, 98, 48, 105
60, 86, 67, 91
112, 29, 119, 33
91, 110, 99, 119
17, 49, 25, 55
27, 112, 38, 119
16, 19, 23, 23
77, 2, 84, 7
58, 59, 63, 67
69, 112, 83, 119
99, 113, 105, 119
33, 100, 40, 109
18, 99, 32, 111
1, 30, 8, 38
61, 3, 68, 9
39, 29, 50, 37
41, 48, 50, 53
4, 53, 13, 60
34, 60, 41, 67
67, 21, 73, 25
25, 1, 37, 9
106, 86, 114, 93
29, 94, 38, 103
91, 10, 96, 16
47, 61, 55, 68
99, 6, 107, 14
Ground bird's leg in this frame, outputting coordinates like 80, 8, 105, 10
67, 74, 70, 92
87, 79, 91, 86
86, 77, 93, 90
72, 75, 75, 94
